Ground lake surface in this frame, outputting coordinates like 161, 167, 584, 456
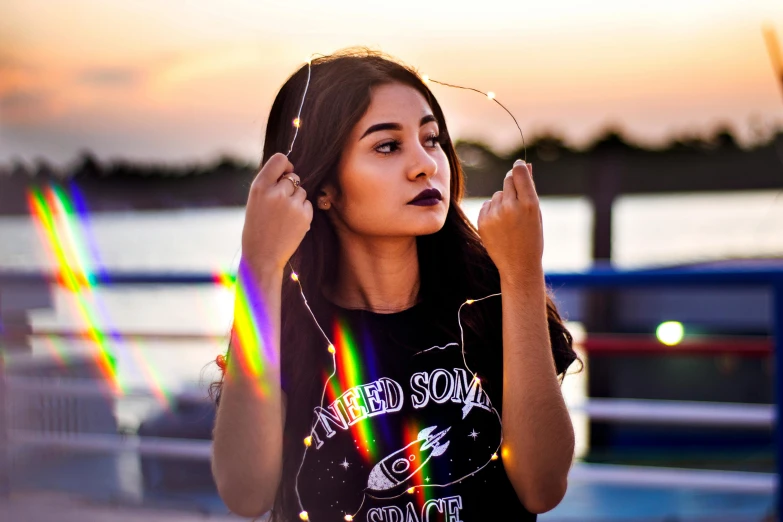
1, 192, 781, 432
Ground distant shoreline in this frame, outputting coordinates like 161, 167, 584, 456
2, 132, 781, 216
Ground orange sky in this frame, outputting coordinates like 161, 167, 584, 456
1, 0, 782, 163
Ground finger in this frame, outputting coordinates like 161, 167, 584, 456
490, 190, 503, 209
302, 199, 313, 224
281, 172, 300, 184
503, 169, 518, 200
259, 153, 295, 186
291, 185, 307, 204
511, 159, 537, 200
277, 172, 300, 191
478, 199, 491, 224
273, 173, 301, 197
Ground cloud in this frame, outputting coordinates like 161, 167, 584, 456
0, 55, 37, 73
75, 67, 142, 88
0, 89, 48, 110
0, 88, 60, 125
0, 56, 39, 95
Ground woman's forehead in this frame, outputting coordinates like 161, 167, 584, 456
362, 83, 434, 124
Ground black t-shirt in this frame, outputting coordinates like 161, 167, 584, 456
289, 295, 565, 522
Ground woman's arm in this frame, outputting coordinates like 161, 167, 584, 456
476, 159, 574, 513
211, 152, 312, 517
499, 267, 574, 514
212, 264, 286, 518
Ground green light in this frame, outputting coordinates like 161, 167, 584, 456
656, 321, 685, 346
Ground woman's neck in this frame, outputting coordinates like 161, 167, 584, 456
325, 236, 421, 314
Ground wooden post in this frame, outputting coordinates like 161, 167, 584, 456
585, 142, 624, 451
0, 356, 8, 497
586, 145, 623, 331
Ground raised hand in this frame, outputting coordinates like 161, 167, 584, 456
241, 153, 313, 274
476, 160, 543, 280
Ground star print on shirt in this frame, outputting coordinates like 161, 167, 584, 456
468, 430, 479, 440
340, 458, 350, 470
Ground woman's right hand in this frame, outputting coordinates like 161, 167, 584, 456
241, 153, 313, 274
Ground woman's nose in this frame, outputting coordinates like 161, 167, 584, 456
407, 143, 438, 180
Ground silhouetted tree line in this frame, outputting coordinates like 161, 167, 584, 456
1, 127, 781, 215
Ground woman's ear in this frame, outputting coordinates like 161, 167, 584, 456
318, 186, 335, 210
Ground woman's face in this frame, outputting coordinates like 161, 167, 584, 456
326, 82, 451, 238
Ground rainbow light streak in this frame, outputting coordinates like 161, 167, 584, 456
55, 186, 172, 405
41, 334, 70, 367
122, 335, 173, 406
47, 186, 96, 286
403, 420, 433, 507
28, 187, 119, 390
328, 318, 377, 463
222, 263, 277, 397
28, 186, 176, 404
66, 181, 106, 278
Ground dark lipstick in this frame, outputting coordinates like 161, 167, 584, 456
408, 188, 442, 206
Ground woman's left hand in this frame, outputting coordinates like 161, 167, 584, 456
477, 160, 543, 280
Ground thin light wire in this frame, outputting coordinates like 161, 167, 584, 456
360, 294, 504, 508
286, 263, 338, 517
283, 57, 527, 163
279, 57, 517, 520
287, 58, 313, 157
426, 79, 527, 163
287, 263, 504, 519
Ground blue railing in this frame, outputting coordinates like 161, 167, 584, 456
1, 263, 782, 516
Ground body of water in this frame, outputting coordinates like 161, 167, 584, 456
0, 192, 781, 429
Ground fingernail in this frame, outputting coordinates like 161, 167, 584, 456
514, 159, 526, 167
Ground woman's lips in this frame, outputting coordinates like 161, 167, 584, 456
408, 198, 440, 207
408, 188, 442, 206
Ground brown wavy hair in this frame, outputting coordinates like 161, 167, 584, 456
211, 47, 579, 521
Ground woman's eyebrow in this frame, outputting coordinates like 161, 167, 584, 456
359, 115, 438, 140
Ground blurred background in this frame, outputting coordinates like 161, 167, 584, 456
1, 1, 783, 520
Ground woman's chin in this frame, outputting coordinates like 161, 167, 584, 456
411, 215, 448, 236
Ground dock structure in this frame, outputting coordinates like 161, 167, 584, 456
0, 274, 52, 498
0, 493, 241, 521
0, 265, 781, 519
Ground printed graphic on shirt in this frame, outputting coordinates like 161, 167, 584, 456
298, 314, 504, 521
366, 494, 464, 522
367, 425, 451, 492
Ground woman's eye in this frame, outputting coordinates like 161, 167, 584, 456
375, 140, 400, 155
426, 134, 441, 148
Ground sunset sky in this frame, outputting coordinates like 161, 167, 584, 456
2, 0, 782, 164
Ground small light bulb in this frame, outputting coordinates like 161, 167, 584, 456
487, 91, 496, 100
344, 516, 354, 521
290, 272, 299, 282
407, 487, 415, 494
327, 344, 336, 354
656, 321, 684, 346
299, 511, 309, 521
293, 118, 301, 128
473, 376, 481, 384
466, 299, 475, 305
491, 453, 498, 460
422, 74, 430, 83
304, 436, 312, 447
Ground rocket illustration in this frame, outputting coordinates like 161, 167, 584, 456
366, 425, 451, 492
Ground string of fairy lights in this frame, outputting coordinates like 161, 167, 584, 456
236, 54, 529, 521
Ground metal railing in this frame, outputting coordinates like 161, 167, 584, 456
1, 264, 781, 512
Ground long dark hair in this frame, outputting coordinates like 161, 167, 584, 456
212, 47, 578, 521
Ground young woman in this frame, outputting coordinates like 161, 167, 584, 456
211, 48, 578, 522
